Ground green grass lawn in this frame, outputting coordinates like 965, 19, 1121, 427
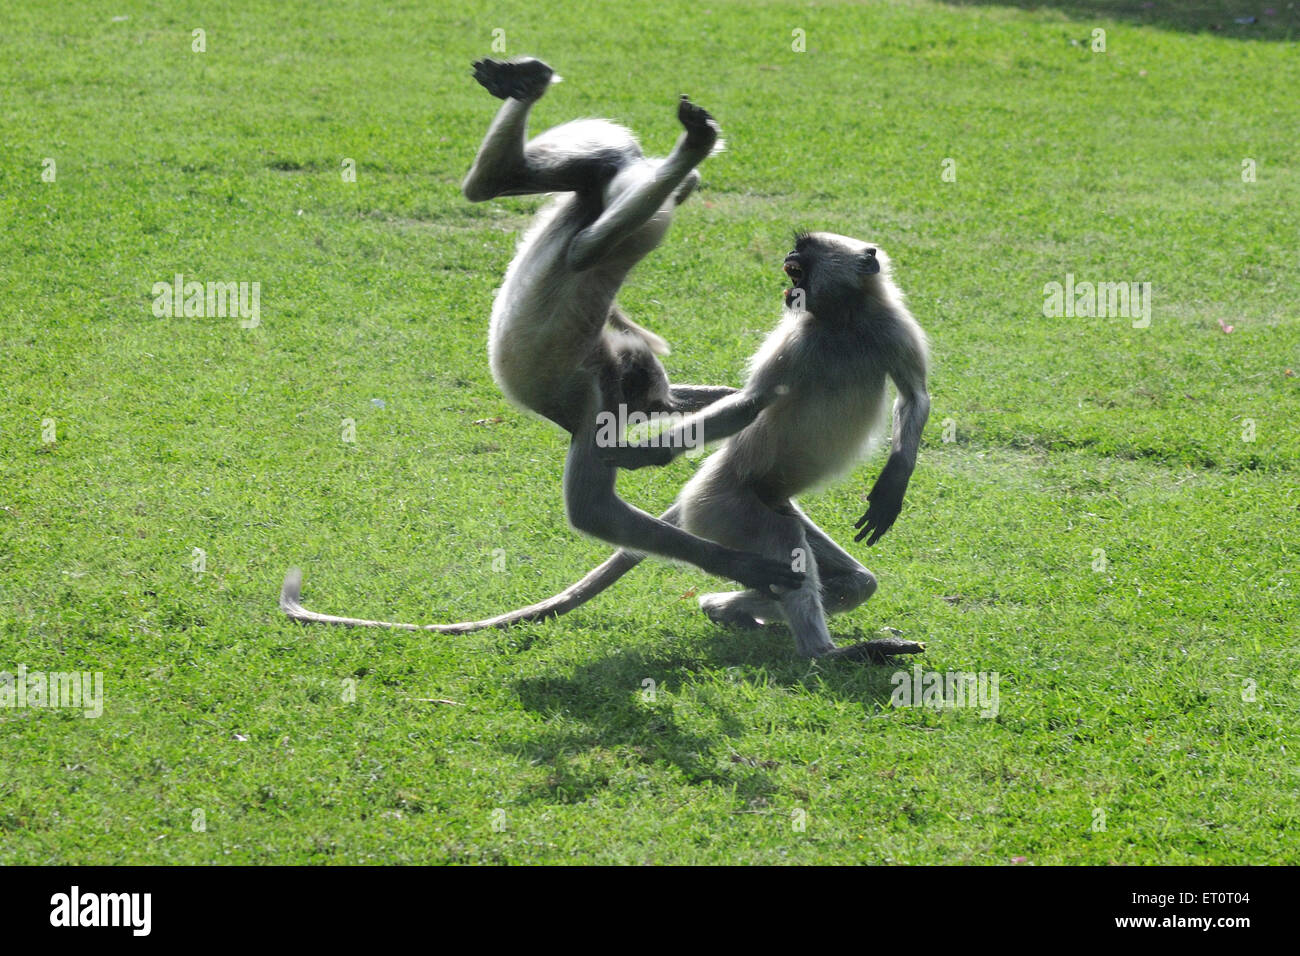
1, 0, 1296, 864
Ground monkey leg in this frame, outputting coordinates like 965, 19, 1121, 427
562, 419, 804, 595
462, 60, 550, 201
699, 589, 780, 629
769, 518, 837, 658
794, 508, 878, 615
463, 58, 634, 200
471, 57, 555, 102
565, 97, 721, 271
682, 485, 834, 657
797, 508, 926, 662
698, 512, 876, 628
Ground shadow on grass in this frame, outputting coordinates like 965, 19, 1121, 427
938, 0, 1297, 39
505, 625, 909, 807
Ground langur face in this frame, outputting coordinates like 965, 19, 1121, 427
783, 232, 883, 313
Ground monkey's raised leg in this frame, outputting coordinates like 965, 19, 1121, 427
462, 58, 614, 201
563, 409, 803, 595
565, 96, 720, 271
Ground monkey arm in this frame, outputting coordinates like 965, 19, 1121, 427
682, 387, 774, 445
599, 387, 773, 470
855, 384, 930, 545
669, 384, 740, 412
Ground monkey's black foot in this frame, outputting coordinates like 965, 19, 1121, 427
472, 57, 555, 101
701, 604, 766, 630
818, 637, 927, 663
730, 553, 804, 594
676, 95, 721, 152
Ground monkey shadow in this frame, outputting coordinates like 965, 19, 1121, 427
935, 0, 1294, 39
503, 622, 908, 806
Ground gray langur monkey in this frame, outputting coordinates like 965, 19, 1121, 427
281, 232, 930, 661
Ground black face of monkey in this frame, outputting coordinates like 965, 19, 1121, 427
783, 232, 880, 314
781, 230, 813, 305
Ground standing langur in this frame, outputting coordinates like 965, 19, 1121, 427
281, 56, 800, 619
282, 232, 930, 661
604, 232, 932, 658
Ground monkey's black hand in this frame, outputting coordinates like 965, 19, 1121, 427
472, 57, 555, 101
676, 95, 721, 153
854, 453, 912, 545
597, 441, 676, 471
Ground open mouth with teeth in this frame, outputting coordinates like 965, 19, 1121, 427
783, 255, 804, 306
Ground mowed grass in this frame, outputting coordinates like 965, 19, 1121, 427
1, 0, 1296, 864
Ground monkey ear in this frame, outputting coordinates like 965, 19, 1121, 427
859, 250, 881, 276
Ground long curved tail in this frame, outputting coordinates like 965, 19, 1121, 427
279, 549, 644, 634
